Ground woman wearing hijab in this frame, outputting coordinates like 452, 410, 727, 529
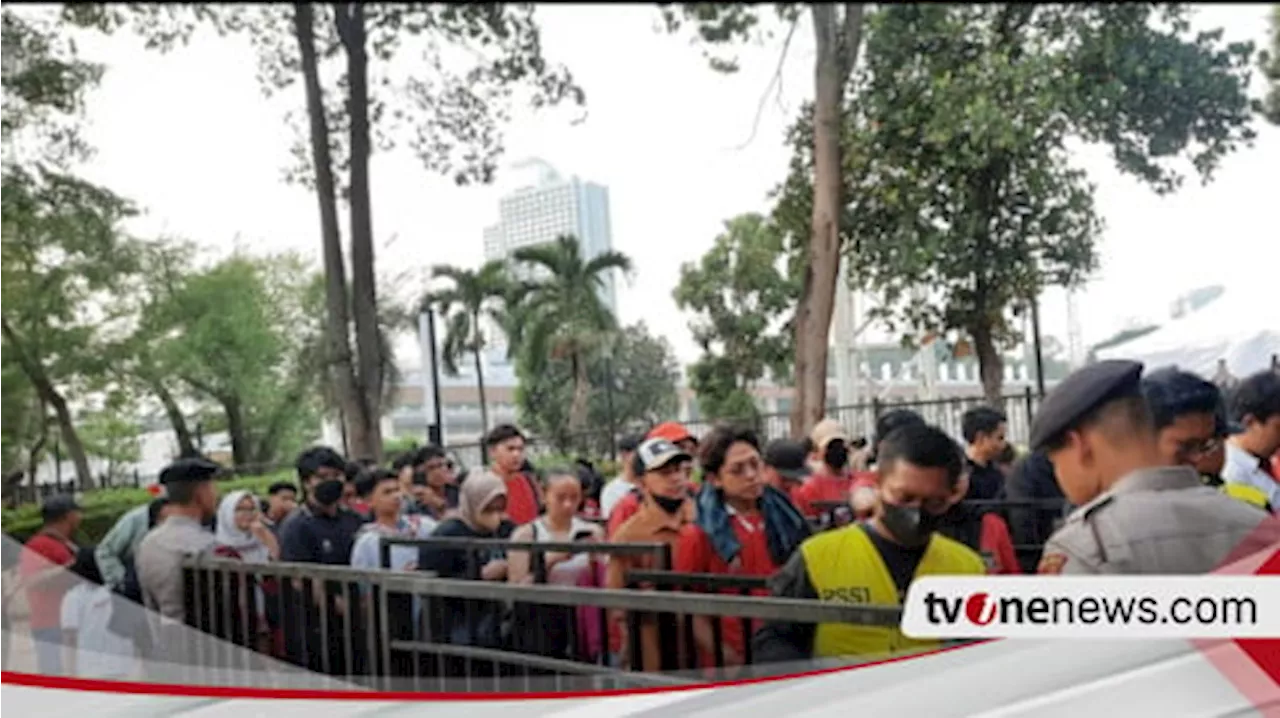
418, 471, 515, 661
213, 490, 278, 654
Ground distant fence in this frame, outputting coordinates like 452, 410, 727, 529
5, 391, 1038, 506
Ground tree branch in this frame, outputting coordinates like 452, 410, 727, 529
730, 16, 799, 151
840, 4, 866, 82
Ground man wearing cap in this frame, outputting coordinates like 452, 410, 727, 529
601, 433, 645, 520
793, 419, 868, 524
135, 458, 223, 622
18, 494, 82, 673
762, 438, 811, 504
1032, 360, 1280, 575
605, 437, 696, 672
607, 423, 699, 537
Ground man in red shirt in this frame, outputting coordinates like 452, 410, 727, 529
18, 494, 82, 673
793, 419, 865, 523
676, 426, 809, 671
761, 438, 810, 504
484, 424, 543, 526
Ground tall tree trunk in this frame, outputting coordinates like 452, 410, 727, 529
473, 341, 490, 435
337, 2, 383, 461
151, 377, 197, 457
569, 350, 591, 445
26, 402, 49, 496
47, 391, 93, 490
222, 394, 252, 470
1, 320, 94, 489
292, 2, 369, 459
790, 4, 863, 437
972, 318, 1004, 406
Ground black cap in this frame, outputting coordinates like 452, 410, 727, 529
159, 457, 223, 485
40, 494, 81, 523
1029, 360, 1144, 451
618, 433, 645, 454
763, 439, 812, 482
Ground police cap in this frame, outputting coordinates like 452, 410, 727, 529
1029, 360, 1144, 451
159, 457, 224, 485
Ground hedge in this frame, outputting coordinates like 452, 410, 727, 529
1, 471, 296, 545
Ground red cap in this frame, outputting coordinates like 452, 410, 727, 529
648, 421, 694, 444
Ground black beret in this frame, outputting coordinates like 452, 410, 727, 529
1029, 360, 1144, 451
159, 457, 223, 485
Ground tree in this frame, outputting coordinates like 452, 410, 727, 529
66, 3, 585, 461
674, 213, 799, 421
1261, 5, 1280, 125
778, 5, 1258, 403
516, 322, 679, 454
511, 235, 632, 441
78, 408, 141, 484
427, 260, 512, 435
663, 4, 867, 436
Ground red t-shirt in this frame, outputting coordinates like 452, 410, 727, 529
674, 513, 777, 666
607, 491, 642, 538
19, 532, 77, 630
981, 513, 1021, 575
792, 470, 857, 518
504, 473, 542, 526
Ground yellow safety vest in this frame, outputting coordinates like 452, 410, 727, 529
803, 525, 986, 659
1223, 483, 1272, 512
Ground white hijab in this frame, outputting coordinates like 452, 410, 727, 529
215, 490, 270, 564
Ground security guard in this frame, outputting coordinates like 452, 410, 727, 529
135, 457, 224, 664
754, 423, 985, 663
1032, 361, 1280, 575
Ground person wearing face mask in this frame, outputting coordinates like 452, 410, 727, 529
793, 419, 869, 526
753, 424, 984, 664
278, 446, 365, 566
606, 437, 696, 672
1033, 361, 1280, 576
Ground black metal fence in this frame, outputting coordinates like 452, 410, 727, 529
178, 554, 902, 692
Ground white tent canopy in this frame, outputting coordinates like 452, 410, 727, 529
1096, 288, 1280, 379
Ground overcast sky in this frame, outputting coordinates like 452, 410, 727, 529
66, 4, 1279, 368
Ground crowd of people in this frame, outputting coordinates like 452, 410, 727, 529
9, 363, 1280, 680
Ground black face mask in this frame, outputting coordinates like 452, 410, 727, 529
313, 479, 344, 507
824, 441, 850, 471
652, 494, 685, 515
879, 502, 942, 548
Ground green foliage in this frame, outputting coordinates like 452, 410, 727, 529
510, 235, 632, 438
65, 3, 585, 188
429, 260, 511, 376
776, 4, 1258, 399
516, 322, 680, 454
1, 470, 297, 543
78, 411, 141, 482
674, 213, 798, 420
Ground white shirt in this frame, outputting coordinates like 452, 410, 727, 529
1223, 442, 1280, 510
60, 584, 139, 679
350, 515, 438, 571
600, 477, 637, 520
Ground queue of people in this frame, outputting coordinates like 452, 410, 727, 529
10, 364, 1279, 681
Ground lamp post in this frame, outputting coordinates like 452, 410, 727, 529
418, 305, 445, 447
1030, 294, 1046, 399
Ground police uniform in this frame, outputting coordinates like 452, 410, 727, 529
135, 458, 223, 666
1031, 361, 1280, 575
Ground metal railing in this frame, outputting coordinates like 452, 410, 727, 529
178, 554, 901, 692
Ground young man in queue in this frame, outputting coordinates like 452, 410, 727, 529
484, 424, 544, 526
676, 426, 810, 672
933, 406, 1021, 574
1222, 370, 1280, 511
753, 423, 985, 664
607, 422, 700, 537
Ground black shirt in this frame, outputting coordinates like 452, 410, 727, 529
965, 456, 1006, 502
278, 503, 365, 566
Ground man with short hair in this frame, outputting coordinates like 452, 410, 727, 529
484, 424, 543, 525
19, 494, 82, 673
278, 446, 365, 566
601, 433, 645, 520
754, 424, 985, 663
960, 406, 1009, 501
261, 481, 298, 537
1032, 361, 1279, 575
409, 444, 457, 519
1223, 370, 1280, 511
136, 459, 222, 619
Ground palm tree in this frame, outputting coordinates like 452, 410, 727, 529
512, 235, 632, 439
427, 260, 511, 435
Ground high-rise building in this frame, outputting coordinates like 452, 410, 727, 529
482, 160, 617, 358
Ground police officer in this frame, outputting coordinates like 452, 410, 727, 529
1031, 360, 1280, 575
134, 457, 224, 667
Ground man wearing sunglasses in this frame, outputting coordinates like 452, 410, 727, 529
1140, 368, 1271, 511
